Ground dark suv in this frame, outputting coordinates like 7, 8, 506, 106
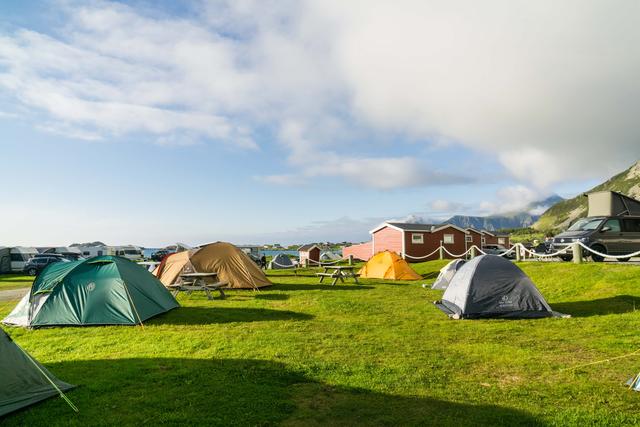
151, 249, 174, 262
551, 216, 640, 262
23, 256, 70, 276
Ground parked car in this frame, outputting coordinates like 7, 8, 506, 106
23, 256, 70, 276
550, 216, 640, 262
32, 253, 74, 261
482, 244, 515, 259
151, 249, 174, 262
533, 241, 551, 254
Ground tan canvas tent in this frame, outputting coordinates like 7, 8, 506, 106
154, 242, 271, 289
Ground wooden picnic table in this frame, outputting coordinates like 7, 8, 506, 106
316, 265, 359, 286
169, 272, 227, 300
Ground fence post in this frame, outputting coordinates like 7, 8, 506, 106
348, 254, 353, 266
572, 242, 583, 264
470, 246, 476, 259
304, 258, 309, 268
515, 244, 521, 262
438, 244, 444, 260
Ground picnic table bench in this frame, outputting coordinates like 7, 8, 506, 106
316, 266, 359, 286
169, 272, 227, 300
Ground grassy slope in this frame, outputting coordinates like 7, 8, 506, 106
534, 161, 640, 232
2, 261, 640, 426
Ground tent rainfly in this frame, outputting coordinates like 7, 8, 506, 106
358, 251, 422, 280
155, 242, 272, 289
431, 259, 466, 290
0, 328, 76, 417
3, 256, 179, 328
268, 253, 294, 270
434, 255, 568, 319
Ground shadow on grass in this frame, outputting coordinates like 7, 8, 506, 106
552, 295, 640, 317
422, 271, 440, 280
276, 283, 374, 291
254, 293, 290, 301
4, 357, 545, 426
152, 307, 313, 325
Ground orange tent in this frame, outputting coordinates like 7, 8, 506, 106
358, 251, 422, 280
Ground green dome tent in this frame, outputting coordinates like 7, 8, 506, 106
3, 256, 179, 328
1, 328, 75, 417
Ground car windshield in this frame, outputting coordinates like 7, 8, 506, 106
567, 217, 604, 231
124, 250, 139, 255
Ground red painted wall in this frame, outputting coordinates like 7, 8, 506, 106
372, 226, 403, 255
404, 227, 467, 262
467, 230, 483, 248
342, 242, 372, 261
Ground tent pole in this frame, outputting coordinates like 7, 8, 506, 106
122, 281, 145, 328
13, 339, 79, 413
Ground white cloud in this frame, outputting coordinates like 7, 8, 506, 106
2, 0, 639, 191
430, 199, 464, 212
475, 185, 549, 215
313, 0, 640, 189
259, 174, 304, 186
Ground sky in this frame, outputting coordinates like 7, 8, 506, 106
1, 0, 639, 247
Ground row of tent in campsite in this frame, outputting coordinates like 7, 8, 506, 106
1, 242, 272, 417
267, 250, 341, 269
3, 242, 272, 328
354, 250, 568, 319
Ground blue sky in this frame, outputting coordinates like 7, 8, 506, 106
0, 1, 637, 246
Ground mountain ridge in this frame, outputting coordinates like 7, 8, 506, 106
443, 195, 564, 231
533, 161, 640, 231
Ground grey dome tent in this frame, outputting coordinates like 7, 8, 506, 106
434, 255, 567, 319
268, 253, 294, 270
1, 328, 75, 417
431, 259, 466, 290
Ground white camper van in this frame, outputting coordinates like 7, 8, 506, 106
10, 247, 39, 272
110, 245, 144, 261
76, 245, 110, 258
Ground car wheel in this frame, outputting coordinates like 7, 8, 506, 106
618, 257, 631, 262
559, 255, 573, 262
590, 245, 606, 262
28, 268, 37, 276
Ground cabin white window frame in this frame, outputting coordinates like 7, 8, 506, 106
481, 237, 486, 245
465, 235, 473, 242
498, 237, 506, 245
443, 234, 455, 244
411, 233, 424, 244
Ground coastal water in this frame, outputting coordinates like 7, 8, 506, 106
260, 249, 299, 257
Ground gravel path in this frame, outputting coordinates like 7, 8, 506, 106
0, 288, 28, 302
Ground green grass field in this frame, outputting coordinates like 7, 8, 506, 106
2, 261, 640, 426
0, 274, 34, 291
